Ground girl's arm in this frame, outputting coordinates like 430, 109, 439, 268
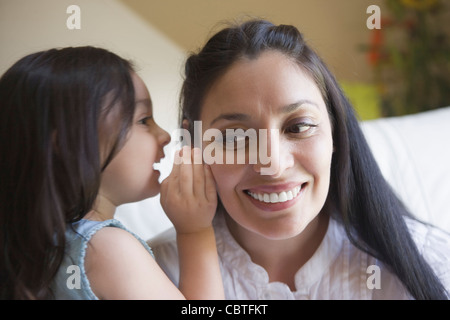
160, 147, 224, 299
85, 226, 186, 300
84, 146, 223, 300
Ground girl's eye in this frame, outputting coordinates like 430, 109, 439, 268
138, 116, 153, 126
285, 122, 318, 134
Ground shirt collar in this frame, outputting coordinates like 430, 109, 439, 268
213, 212, 346, 294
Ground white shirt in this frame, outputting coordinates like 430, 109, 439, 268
151, 214, 450, 300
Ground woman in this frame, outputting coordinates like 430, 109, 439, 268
153, 19, 450, 299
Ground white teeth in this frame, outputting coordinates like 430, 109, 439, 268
247, 186, 302, 204
269, 193, 278, 203
153, 162, 161, 170
286, 191, 293, 200
279, 192, 288, 202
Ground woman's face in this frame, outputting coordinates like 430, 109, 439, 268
200, 51, 333, 240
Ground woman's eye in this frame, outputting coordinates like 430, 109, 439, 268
218, 131, 249, 150
286, 122, 317, 134
138, 116, 153, 126
223, 134, 247, 149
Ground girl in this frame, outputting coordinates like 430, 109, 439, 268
153, 19, 450, 299
0, 46, 223, 300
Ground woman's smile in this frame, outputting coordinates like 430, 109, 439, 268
244, 182, 306, 211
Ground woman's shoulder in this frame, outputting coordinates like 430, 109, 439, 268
405, 217, 450, 252
405, 217, 450, 289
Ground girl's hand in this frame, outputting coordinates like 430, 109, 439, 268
160, 146, 224, 300
160, 146, 217, 234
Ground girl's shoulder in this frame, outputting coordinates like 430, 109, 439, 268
82, 219, 183, 299
53, 219, 155, 299
70, 219, 153, 256
84, 223, 156, 283
87, 223, 149, 255
80, 219, 155, 273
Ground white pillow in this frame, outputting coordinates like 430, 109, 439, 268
361, 106, 450, 232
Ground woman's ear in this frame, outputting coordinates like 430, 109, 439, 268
182, 119, 190, 130
181, 119, 192, 147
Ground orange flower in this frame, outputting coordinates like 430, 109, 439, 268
400, 0, 439, 10
368, 29, 383, 66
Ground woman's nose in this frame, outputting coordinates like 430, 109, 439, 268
252, 129, 294, 177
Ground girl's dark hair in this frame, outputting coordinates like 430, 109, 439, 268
0, 46, 135, 299
180, 19, 448, 299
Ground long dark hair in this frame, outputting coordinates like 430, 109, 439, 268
0, 46, 135, 299
180, 19, 448, 299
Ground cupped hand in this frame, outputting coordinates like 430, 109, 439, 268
160, 146, 218, 234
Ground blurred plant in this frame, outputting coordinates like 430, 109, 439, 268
363, 0, 450, 117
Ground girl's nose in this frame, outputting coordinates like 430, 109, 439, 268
156, 124, 171, 148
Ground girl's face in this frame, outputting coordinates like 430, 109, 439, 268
100, 73, 170, 206
200, 51, 333, 240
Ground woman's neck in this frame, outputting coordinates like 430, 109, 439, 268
225, 211, 329, 291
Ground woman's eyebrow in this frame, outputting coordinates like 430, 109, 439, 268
280, 100, 319, 114
210, 112, 251, 126
209, 100, 320, 126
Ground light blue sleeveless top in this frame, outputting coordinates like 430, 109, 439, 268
50, 219, 153, 300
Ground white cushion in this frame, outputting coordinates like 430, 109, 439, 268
361, 106, 450, 232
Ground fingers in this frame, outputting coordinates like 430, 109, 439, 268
192, 148, 206, 198
160, 146, 218, 234
179, 146, 194, 195
203, 164, 217, 203
163, 146, 215, 201
160, 149, 181, 206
